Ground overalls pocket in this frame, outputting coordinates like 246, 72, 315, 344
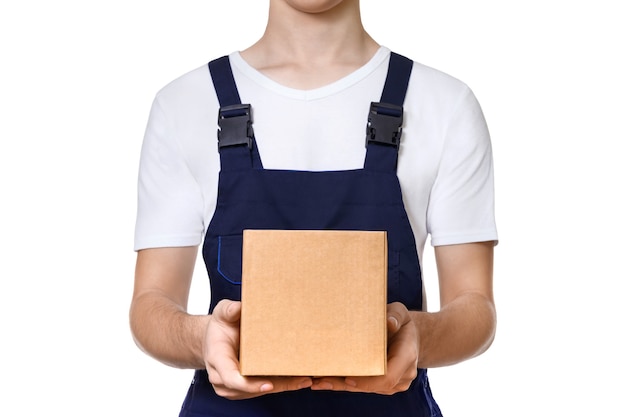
216, 234, 243, 285
388, 243, 422, 309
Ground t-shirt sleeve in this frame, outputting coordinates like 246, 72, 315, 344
427, 86, 498, 246
133, 95, 205, 251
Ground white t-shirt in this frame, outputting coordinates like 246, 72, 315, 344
134, 46, 498, 260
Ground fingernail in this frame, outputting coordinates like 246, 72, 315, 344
298, 379, 312, 389
388, 316, 399, 329
345, 378, 357, 387
315, 381, 333, 390
260, 383, 272, 392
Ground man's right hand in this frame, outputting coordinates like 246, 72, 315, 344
204, 299, 313, 399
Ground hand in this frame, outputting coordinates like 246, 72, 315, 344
203, 299, 313, 399
310, 302, 419, 395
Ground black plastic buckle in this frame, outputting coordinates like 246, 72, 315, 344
217, 104, 254, 149
366, 102, 403, 148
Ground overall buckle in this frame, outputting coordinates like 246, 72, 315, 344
218, 104, 254, 149
366, 102, 403, 148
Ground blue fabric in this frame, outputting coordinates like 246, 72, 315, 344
179, 53, 442, 417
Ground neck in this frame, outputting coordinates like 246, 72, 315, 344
240, 0, 379, 89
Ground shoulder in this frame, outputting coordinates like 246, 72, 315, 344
156, 64, 212, 103
397, 55, 485, 133
406, 58, 475, 107
146, 58, 227, 133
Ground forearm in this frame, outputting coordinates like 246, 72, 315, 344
130, 291, 210, 369
411, 292, 496, 368
130, 247, 209, 370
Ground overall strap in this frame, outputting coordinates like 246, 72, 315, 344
208, 56, 263, 170
364, 52, 414, 172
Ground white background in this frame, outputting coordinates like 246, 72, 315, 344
1, 1, 624, 416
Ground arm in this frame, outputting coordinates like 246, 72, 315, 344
413, 241, 496, 368
312, 241, 496, 394
130, 246, 206, 369
129, 246, 313, 398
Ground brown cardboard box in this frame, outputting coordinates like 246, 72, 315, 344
239, 229, 387, 377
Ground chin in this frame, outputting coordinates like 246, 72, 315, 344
283, 0, 348, 14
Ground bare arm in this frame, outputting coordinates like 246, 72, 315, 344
129, 246, 313, 398
412, 241, 496, 368
129, 246, 207, 369
312, 241, 496, 394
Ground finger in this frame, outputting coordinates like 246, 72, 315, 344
311, 376, 351, 391
387, 315, 400, 333
213, 375, 313, 399
386, 302, 411, 332
312, 374, 389, 392
312, 374, 394, 395
209, 354, 313, 398
269, 376, 313, 392
212, 299, 242, 324
209, 362, 275, 399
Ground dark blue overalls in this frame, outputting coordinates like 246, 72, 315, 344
179, 53, 443, 417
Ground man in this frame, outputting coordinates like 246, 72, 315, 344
130, 1, 497, 415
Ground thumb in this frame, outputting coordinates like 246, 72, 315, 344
387, 315, 400, 332
386, 302, 410, 332
213, 299, 242, 324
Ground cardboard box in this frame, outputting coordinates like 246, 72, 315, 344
239, 229, 387, 377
